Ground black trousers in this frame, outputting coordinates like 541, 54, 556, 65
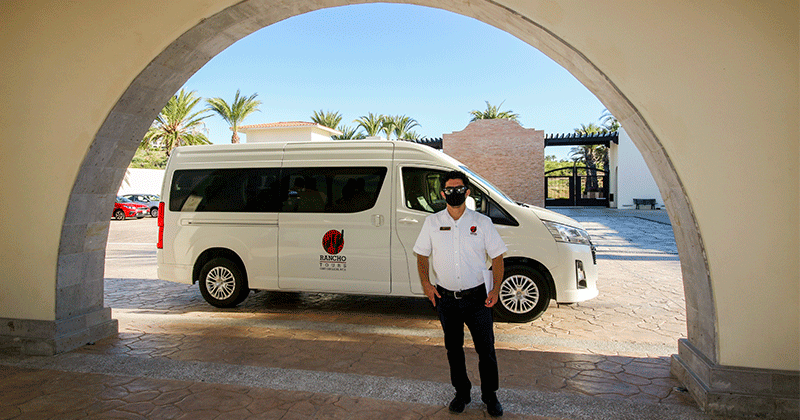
436, 285, 499, 397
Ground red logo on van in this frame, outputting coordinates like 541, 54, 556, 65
322, 229, 344, 255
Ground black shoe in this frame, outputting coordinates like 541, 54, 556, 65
448, 394, 471, 413
484, 397, 503, 417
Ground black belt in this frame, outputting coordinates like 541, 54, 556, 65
437, 284, 483, 299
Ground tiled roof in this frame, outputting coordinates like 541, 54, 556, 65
236, 121, 342, 136
237, 121, 319, 130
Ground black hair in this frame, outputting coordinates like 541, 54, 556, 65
441, 170, 469, 189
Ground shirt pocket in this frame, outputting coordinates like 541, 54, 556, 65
463, 234, 486, 261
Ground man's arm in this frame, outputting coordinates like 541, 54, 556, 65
416, 253, 440, 306
485, 255, 504, 307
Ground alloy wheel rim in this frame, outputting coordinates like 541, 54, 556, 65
499, 275, 539, 314
206, 266, 235, 300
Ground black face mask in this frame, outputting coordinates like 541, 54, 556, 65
445, 191, 467, 207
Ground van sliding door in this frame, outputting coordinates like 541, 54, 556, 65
277, 148, 393, 294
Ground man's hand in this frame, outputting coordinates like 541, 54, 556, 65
485, 288, 500, 307
417, 254, 439, 306
423, 281, 440, 307
486, 255, 504, 307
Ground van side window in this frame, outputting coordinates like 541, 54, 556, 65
169, 168, 281, 212
280, 167, 387, 213
401, 167, 517, 225
402, 168, 446, 213
402, 167, 488, 214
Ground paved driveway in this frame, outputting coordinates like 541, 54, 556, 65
0, 208, 709, 420
103, 208, 685, 357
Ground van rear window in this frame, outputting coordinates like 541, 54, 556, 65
169, 167, 386, 213
170, 168, 281, 212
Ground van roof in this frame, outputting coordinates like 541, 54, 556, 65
173, 139, 431, 151
170, 140, 464, 167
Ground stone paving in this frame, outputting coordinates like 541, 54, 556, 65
1, 209, 748, 419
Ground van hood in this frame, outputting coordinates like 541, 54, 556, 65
521, 204, 586, 229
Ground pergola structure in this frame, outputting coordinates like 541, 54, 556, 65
544, 132, 619, 148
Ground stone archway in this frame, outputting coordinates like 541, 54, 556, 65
57, 0, 715, 412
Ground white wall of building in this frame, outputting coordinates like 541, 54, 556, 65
117, 168, 165, 196
610, 128, 664, 209
242, 126, 338, 143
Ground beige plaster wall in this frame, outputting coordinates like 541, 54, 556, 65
0, 0, 238, 320
0, 0, 796, 370
510, 1, 797, 369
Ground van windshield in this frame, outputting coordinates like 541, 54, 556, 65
459, 165, 513, 203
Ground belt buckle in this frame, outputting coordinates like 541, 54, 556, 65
453, 290, 462, 299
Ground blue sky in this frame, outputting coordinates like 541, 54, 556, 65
180, 4, 608, 160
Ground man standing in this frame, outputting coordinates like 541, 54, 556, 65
413, 170, 507, 417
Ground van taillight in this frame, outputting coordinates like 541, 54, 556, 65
157, 202, 165, 249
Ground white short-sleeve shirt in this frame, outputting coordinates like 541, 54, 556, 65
413, 208, 507, 291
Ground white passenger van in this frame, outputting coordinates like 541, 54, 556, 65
156, 140, 598, 321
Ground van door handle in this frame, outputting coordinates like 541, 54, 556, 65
372, 214, 384, 227
399, 217, 418, 224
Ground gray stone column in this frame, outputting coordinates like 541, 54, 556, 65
672, 339, 799, 418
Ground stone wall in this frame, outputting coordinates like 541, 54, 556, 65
443, 119, 544, 207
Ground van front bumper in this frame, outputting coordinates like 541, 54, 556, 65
551, 242, 599, 303
557, 285, 599, 303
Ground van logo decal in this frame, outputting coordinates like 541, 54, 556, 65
322, 229, 344, 255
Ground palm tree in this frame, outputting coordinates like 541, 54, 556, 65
140, 89, 211, 156
206, 90, 261, 143
378, 115, 420, 140
389, 115, 420, 140
380, 115, 399, 140
400, 130, 421, 141
333, 125, 366, 140
574, 122, 603, 135
311, 110, 343, 130
600, 108, 620, 133
469, 100, 519, 122
354, 113, 384, 137
570, 123, 607, 192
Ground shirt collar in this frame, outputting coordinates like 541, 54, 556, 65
443, 207, 473, 225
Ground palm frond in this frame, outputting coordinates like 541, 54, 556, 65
333, 125, 366, 140
469, 100, 519, 122
354, 113, 384, 136
206, 89, 262, 143
311, 110, 343, 130
141, 89, 210, 155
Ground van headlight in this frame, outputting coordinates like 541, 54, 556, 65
542, 220, 592, 245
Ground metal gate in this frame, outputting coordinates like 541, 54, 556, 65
545, 166, 609, 207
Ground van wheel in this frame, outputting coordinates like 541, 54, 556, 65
494, 265, 550, 322
113, 209, 126, 220
198, 258, 249, 308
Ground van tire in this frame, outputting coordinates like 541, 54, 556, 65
494, 265, 550, 322
198, 257, 249, 308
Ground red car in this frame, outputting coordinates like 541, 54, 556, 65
113, 196, 148, 220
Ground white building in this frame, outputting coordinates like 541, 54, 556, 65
236, 121, 341, 143
608, 128, 663, 209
